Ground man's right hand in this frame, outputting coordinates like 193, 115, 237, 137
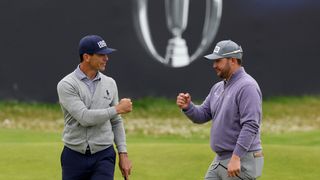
176, 93, 191, 110
115, 98, 132, 114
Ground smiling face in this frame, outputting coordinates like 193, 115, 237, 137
79, 53, 109, 79
86, 54, 109, 72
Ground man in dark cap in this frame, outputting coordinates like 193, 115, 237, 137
57, 35, 132, 180
177, 40, 264, 180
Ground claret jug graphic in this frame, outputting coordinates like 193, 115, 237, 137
133, 0, 222, 68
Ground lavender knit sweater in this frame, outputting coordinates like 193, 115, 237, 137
184, 67, 262, 160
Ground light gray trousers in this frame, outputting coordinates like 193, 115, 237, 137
204, 152, 264, 180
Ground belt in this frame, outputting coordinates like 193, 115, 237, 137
253, 151, 263, 158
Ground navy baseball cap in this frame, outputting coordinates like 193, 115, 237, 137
204, 40, 243, 60
79, 35, 116, 55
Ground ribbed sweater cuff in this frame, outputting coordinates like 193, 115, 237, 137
233, 143, 247, 158
117, 144, 127, 153
182, 103, 194, 113
107, 107, 117, 119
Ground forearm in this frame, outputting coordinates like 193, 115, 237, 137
58, 81, 118, 127
235, 84, 262, 157
234, 122, 259, 157
183, 103, 211, 124
76, 106, 118, 127
112, 116, 127, 153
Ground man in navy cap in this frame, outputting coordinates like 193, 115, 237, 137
176, 40, 264, 180
57, 35, 132, 180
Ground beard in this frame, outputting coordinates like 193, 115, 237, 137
216, 62, 232, 80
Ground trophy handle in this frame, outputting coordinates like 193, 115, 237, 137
190, 0, 222, 62
133, 0, 222, 66
132, 0, 166, 64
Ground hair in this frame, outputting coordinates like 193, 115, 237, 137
79, 53, 93, 62
227, 57, 242, 65
237, 59, 242, 65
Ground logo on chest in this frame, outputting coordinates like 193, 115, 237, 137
103, 89, 112, 100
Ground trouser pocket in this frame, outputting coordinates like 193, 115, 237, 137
241, 152, 264, 179
254, 156, 264, 178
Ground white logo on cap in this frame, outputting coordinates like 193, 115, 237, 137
213, 46, 220, 53
97, 40, 107, 48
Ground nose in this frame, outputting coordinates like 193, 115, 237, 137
213, 61, 217, 69
104, 55, 109, 62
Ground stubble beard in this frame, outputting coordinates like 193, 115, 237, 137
218, 64, 231, 80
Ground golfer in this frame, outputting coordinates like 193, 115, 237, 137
57, 35, 132, 180
176, 40, 264, 180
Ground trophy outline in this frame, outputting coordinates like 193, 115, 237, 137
133, 0, 223, 68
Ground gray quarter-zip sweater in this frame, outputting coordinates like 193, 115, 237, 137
57, 69, 127, 154
183, 67, 262, 160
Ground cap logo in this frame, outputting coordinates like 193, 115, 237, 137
213, 46, 220, 53
97, 40, 107, 48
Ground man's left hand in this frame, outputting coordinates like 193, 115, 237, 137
119, 153, 132, 180
227, 154, 241, 177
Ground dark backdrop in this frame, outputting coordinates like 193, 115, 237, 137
1, 0, 320, 102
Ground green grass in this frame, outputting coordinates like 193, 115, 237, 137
126, 97, 185, 119
0, 142, 62, 180
1, 96, 320, 179
2, 95, 320, 135
262, 95, 320, 133
2, 95, 320, 120
1, 129, 320, 180
0, 100, 61, 120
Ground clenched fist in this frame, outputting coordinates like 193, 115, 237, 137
116, 98, 133, 114
176, 93, 191, 110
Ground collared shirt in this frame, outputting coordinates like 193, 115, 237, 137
75, 65, 101, 96
57, 67, 127, 154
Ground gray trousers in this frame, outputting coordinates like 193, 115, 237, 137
205, 152, 264, 180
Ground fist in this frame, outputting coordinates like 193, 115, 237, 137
176, 93, 191, 110
116, 98, 133, 114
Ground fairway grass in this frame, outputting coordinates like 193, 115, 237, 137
2, 96, 320, 135
1, 129, 320, 180
1, 96, 320, 179
0, 142, 61, 180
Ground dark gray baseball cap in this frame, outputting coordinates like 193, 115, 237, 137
204, 40, 243, 60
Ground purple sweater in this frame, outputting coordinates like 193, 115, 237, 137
184, 67, 262, 160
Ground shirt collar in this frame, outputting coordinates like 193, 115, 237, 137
75, 65, 101, 81
225, 67, 245, 87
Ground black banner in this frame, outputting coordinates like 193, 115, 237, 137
0, 0, 320, 102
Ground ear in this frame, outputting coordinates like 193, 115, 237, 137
83, 53, 91, 62
231, 58, 238, 64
